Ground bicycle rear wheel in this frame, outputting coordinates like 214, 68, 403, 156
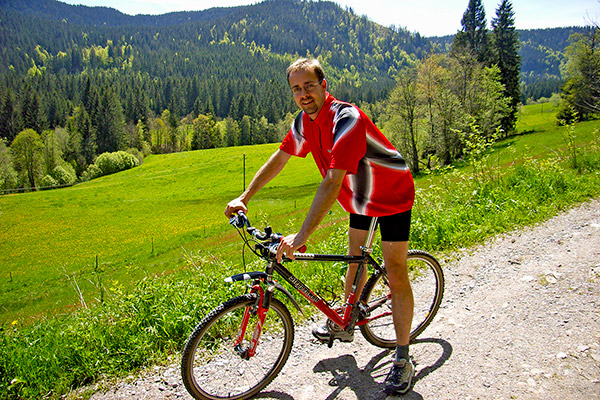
359, 250, 444, 348
181, 293, 294, 400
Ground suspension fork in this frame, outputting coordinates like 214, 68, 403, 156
234, 281, 271, 359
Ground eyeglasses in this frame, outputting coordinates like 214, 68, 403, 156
291, 81, 322, 96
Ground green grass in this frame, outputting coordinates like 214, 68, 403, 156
0, 143, 324, 324
0, 104, 599, 399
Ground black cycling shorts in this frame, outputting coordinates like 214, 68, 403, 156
349, 209, 412, 242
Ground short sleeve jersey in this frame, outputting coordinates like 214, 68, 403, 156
280, 93, 415, 217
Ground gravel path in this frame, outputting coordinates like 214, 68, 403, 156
87, 198, 600, 400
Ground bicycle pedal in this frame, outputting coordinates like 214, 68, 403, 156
327, 336, 334, 348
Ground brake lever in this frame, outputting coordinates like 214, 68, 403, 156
229, 210, 250, 229
267, 239, 307, 257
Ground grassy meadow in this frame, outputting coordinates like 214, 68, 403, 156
0, 143, 326, 324
1, 103, 599, 398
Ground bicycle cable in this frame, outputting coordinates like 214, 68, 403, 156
233, 223, 264, 272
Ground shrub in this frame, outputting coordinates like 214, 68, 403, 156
82, 164, 102, 181
40, 174, 58, 187
125, 147, 144, 166
51, 165, 76, 185
95, 151, 139, 176
83, 151, 140, 181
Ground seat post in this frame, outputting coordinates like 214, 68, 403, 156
361, 217, 378, 253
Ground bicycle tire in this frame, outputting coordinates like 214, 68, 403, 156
181, 293, 294, 400
359, 250, 444, 348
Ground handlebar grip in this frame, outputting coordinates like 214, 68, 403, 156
268, 244, 308, 256
229, 210, 249, 229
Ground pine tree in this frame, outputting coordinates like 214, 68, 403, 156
491, 0, 521, 135
66, 105, 96, 169
0, 90, 17, 143
96, 87, 125, 154
453, 0, 491, 64
20, 84, 41, 133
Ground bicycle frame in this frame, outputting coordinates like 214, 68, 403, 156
228, 215, 389, 355
269, 253, 380, 328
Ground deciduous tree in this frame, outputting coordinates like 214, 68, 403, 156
11, 128, 44, 188
385, 68, 421, 172
192, 113, 220, 150
0, 139, 18, 190
559, 26, 600, 121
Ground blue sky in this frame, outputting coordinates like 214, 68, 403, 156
59, 0, 598, 37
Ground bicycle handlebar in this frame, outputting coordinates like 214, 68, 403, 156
229, 211, 306, 256
230, 210, 280, 241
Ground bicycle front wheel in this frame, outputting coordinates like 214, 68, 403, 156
359, 250, 444, 348
181, 293, 294, 400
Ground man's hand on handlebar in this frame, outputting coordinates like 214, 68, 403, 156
276, 233, 307, 263
224, 198, 248, 219
227, 209, 308, 262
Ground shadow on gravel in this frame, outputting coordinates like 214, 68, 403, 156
307, 338, 452, 399
411, 337, 453, 384
253, 338, 452, 399
312, 350, 390, 399
255, 391, 296, 399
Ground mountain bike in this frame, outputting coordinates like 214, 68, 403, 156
181, 211, 444, 400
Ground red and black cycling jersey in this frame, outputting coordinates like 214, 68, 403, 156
280, 93, 414, 217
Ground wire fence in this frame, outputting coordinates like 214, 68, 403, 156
0, 182, 77, 196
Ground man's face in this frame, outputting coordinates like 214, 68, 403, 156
288, 69, 327, 120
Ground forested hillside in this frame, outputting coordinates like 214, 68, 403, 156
0, 0, 590, 192
0, 0, 427, 125
518, 27, 590, 101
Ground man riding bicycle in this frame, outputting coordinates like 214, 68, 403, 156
225, 58, 416, 396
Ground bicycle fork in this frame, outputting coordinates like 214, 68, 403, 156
234, 283, 269, 359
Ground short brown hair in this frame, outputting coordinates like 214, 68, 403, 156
286, 58, 325, 84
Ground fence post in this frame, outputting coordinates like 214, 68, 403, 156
243, 153, 246, 191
